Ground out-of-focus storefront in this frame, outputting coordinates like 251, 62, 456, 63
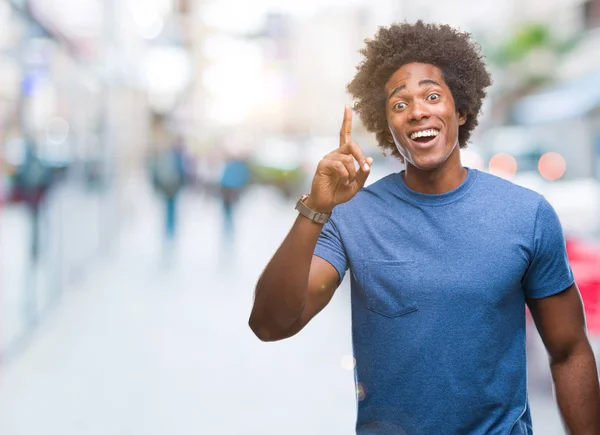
0, 0, 197, 362
510, 72, 600, 179
0, 0, 146, 361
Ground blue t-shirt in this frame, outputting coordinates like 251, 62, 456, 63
314, 168, 574, 435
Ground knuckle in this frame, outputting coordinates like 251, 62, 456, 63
341, 155, 353, 165
333, 161, 343, 169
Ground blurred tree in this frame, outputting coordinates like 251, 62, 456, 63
489, 24, 578, 65
479, 23, 582, 125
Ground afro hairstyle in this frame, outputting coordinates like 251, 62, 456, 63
347, 20, 492, 158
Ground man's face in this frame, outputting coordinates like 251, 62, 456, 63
385, 63, 466, 171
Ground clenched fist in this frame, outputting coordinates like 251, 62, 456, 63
305, 106, 374, 213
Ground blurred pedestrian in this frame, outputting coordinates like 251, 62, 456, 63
11, 139, 55, 326
219, 154, 250, 242
249, 21, 600, 434
150, 136, 187, 245
13, 141, 53, 262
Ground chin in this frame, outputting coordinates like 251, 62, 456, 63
410, 156, 449, 172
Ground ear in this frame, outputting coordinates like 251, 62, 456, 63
458, 112, 467, 126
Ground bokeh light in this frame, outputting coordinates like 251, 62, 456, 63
488, 153, 518, 179
138, 17, 164, 40
356, 382, 366, 401
45, 116, 70, 145
461, 148, 485, 171
538, 152, 566, 181
341, 355, 356, 371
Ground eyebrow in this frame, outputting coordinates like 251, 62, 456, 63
387, 79, 442, 101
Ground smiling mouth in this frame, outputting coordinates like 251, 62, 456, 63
413, 136, 435, 144
409, 129, 440, 144
411, 136, 437, 147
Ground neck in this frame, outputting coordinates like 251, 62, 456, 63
403, 157, 467, 194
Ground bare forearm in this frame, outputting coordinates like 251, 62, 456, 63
249, 215, 323, 339
551, 345, 600, 434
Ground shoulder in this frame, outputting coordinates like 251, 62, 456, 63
327, 172, 403, 231
334, 173, 399, 213
472, 171, 562, 238
474, 170, 544, 207
362, 172, 400, 194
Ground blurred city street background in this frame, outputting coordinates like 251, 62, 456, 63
1, 0, 600, 433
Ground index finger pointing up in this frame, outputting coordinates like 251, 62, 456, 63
339, 105, 353, 147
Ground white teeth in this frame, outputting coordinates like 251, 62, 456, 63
410, 129, 439, 140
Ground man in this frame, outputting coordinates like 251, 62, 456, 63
219, 152, 251, 241
150, 135, 187, 245
249, 21, 600, 434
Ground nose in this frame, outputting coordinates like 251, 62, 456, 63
408, 99, 431, 122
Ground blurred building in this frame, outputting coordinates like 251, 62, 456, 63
0, 0, 192, 360
504, 0, 600, 181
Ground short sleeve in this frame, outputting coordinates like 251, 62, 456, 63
314, 216, 349, 282
523, 197, 574, 299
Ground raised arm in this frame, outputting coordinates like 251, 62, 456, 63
249, 106, 373, 341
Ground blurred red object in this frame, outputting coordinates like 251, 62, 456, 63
565, 237, 600, 334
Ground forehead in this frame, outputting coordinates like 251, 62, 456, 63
384, 63, 447, 94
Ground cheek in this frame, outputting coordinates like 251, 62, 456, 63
441, 112, 461, 139
390, 130, 409, 151
387, 119, 400, 140
388, 118, 407, 141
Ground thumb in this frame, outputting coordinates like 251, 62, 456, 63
354, 157, 373, 190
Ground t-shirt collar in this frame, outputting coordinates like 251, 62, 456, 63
393, 167, 479, 206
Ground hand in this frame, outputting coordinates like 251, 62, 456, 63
306, 106, 373, 213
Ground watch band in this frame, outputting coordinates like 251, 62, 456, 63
295, 194, 331, 224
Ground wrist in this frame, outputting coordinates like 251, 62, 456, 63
303, 196, 333, 215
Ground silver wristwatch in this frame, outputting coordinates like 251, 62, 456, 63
295, 194, 331, 224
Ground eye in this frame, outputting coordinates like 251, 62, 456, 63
427, 93, 440, 101
393, 102, 407, 110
